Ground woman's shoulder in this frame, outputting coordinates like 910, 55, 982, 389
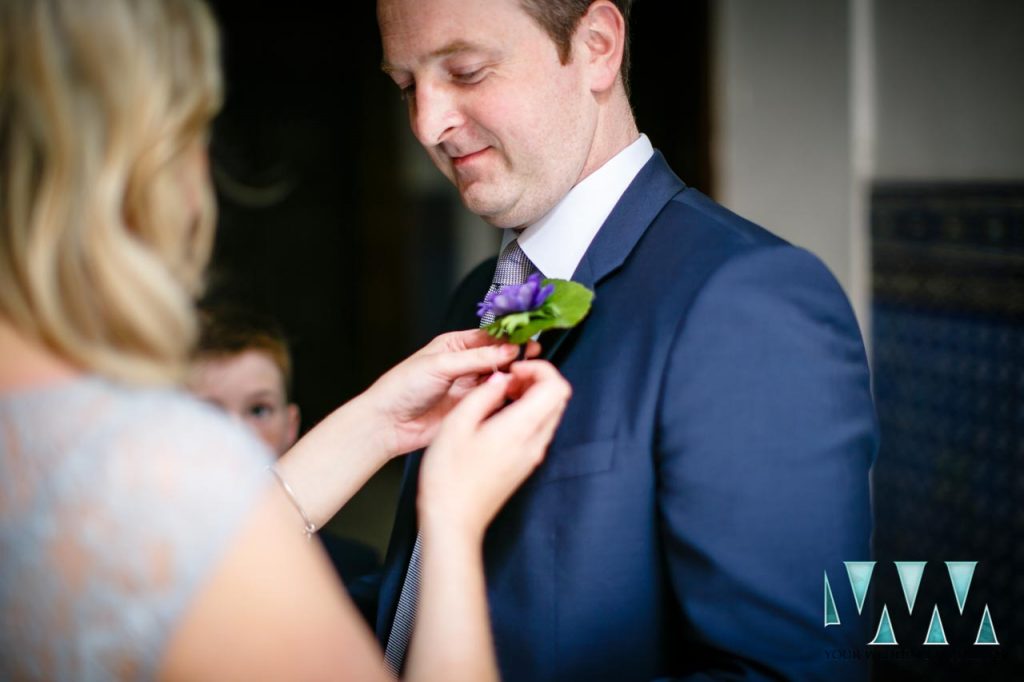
0, 376, 275, 681
2, 374, 275, 497
3, 374, 270, 460
95, 378, 273, 466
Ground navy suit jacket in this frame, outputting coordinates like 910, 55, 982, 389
373, 153, 877, 681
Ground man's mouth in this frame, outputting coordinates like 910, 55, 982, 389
452, 147, 490, 168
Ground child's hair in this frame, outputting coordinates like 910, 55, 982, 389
195, 306, 294, 399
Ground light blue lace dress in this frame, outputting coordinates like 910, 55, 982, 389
0, 376, 274, 681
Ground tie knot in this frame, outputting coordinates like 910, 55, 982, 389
493, 238, 534, 287
478, 238, 538, 328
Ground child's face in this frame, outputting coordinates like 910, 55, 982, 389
188, 349, 299, 456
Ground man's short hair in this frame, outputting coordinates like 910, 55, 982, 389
195, 306, 294, 399
519, 0, 633, 94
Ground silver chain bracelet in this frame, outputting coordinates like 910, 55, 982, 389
267, 465, 317, 538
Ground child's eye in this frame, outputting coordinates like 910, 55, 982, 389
248, 403, 275, 419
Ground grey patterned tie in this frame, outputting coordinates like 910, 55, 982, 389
478, 238, 537, 327
383, 237, 535, 676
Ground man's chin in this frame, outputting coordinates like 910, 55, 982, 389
465, 205, 524, 229
457, 189, 519, 228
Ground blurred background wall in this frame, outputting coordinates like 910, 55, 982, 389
203, 1, 1021, 677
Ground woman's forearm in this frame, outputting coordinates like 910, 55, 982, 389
273, 393, 393, 531
405, 522, 499, 682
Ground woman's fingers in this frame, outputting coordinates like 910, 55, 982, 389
486, 363, 570, 448
418, 329, 498, 356
450, 361, 568, 436
446, 330, 539, 356
487, 401, 569, 464
419, 329, 541, 366
522, 340, 542, 359
502, 361, 571, 414
421, 344, 516, 385
418, 360, 570, 541
404, 332, 546, 407
476, 364, 569, 495
433, 360, 569, 449
443, 371, 512, 433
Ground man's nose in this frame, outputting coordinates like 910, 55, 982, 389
410, 82, 462, 148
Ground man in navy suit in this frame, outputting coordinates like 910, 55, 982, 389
372, 0, 877, 679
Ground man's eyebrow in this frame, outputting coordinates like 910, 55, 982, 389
381, 40, 487, 73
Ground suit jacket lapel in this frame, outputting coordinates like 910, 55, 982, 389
573, 151, 685, 289
542, 152, 686, 361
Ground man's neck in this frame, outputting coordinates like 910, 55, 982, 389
513, 133, 654, 281
576, 95, 640, 186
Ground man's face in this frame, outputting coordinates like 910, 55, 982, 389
188, 350, 299, 457
379, 0, 599, 228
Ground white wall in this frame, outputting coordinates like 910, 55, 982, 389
713, 0, 1024, 335
873, 0, 1024, 180
712, 0, 856, 310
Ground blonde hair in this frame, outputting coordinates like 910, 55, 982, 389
0, 0, 223, 384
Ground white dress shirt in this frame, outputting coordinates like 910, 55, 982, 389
501, 134, 654, 279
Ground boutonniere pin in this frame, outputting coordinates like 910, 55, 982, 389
476, 273, 594, 344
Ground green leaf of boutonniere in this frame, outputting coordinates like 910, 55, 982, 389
477, 273, 594, 344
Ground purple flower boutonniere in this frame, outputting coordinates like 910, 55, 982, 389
477, 273, 595, 344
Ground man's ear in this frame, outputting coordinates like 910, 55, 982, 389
577, 0, 626, 94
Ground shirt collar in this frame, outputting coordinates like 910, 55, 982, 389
501, 134, 654, 280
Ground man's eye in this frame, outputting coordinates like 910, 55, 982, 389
453, 69, 486, 84
399, 83, 416, 101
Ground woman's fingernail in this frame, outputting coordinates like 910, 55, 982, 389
487, 371, 509, 383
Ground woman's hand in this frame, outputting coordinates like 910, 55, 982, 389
274, 330, 539, 531
361, 330, 540, 458
417, 360, 571, 544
